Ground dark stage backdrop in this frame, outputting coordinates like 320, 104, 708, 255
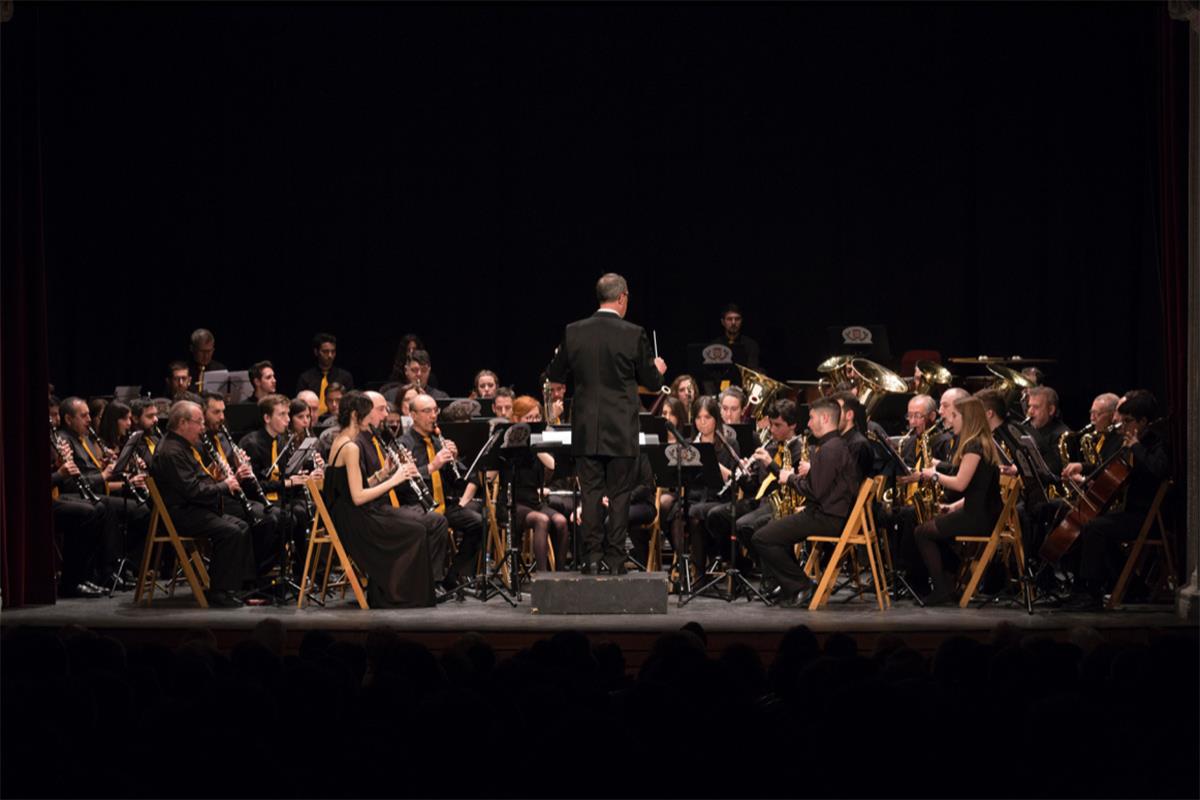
31, 1, 1178, 429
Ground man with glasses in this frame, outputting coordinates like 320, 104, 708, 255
399, 394, 483, 589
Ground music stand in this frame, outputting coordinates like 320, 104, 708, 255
458, 421, 520, 606
871, 432, 924, 605
658, 438, 723, 603
113, 385, 142, 403
729, 423, 758, 456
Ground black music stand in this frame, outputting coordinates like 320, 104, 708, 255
687, 436, 772, 606
458, 421, 520, 605
662, 439, 723, 603
870, 433, 925, 606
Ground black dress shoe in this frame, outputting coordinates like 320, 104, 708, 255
1060, 592, 1103, 612
61, 583, 104, 599
921, 586, 956, 607
205, 590, 243, 608
778, 586, 815, 609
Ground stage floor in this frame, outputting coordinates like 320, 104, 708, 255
2, 584, 1190, 666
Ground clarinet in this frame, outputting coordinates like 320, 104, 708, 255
200, 432, 257, 520
379, 428, 436, 511
52, 430, 103, 503
432, 424, 463, 481
220, 424, 272, 508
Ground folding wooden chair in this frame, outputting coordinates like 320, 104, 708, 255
1108, 480, 1177, 609
135, 477, 211, 608
805, 477, 889, 611
297, 478, 368, 609
954, 474, 1022, 608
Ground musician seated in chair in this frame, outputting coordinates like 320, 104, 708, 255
57, 396, 151, 589
236, 394, 313, 580
149, 400, 257, 607
752, 399, 861, 607
400, 394, 484, 589
681, 396, 743, 573
708, 398, 806, 577
356, 392, 451, 591
1060, 390, 1169, 610
503, 396, 569, 572
1060, 393, 1123, 480
914, 396, 1003, 606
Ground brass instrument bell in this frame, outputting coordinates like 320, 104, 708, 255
986, 364, 1033, 406
735, 363, 789, 419
846, 358, 909, 416
912, 360, 953, 396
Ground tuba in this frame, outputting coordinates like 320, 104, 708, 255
844, 358, 909, 417
986, 365, 1033, 408
736, 364, 789, 421
911, 360, 953, 396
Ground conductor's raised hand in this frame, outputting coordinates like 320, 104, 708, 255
654, 357, 667, 375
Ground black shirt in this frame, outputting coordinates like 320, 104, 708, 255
149, 431, 233, 514
296, 365, 356, 396
842, 428, 875, 480
1028, 419, 1070, 477
791, 430, 859, 518
397, 427, 476, 507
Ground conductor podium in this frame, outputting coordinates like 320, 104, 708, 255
530, 570, 669, 614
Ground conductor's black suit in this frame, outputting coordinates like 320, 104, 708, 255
547, 309, 664, 569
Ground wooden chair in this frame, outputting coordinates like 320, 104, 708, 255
805, 477, 889, 611
1108, 480, 1177, 609
954, 474, 1023, 608
297, 478, 368, 609
135, 477, 211, 608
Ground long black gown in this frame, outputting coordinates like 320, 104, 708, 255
324, 444, 435, 608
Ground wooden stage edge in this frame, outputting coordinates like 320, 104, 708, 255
2, 591, 1192, 668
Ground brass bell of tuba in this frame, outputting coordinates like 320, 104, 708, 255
844, 358, 909, 417
736, 364, 789, 420
911, 360, 953, 396
985, 364, 1033, 408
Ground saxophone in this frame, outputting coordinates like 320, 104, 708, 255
1077, 423, 1100, 468
911, 423, 943, 522
766, 434, 805, 519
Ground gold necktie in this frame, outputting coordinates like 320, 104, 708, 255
424, 436, 445, 513
317, 373, 329, 415
372, 436, 400, 508
266, 439, 280, 501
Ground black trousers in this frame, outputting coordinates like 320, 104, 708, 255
224, 499, 285, 578
1078, 511, 1143, 592
442, 500, 484, 582
397, 505, 451, 582
576, 455, 637, 567
626, 501, 657, 566
170, 505, 256, 592
703, 497, 761, 564
752, 509, 846, 594
95, 495, 150, 573
53, 497, 107, 588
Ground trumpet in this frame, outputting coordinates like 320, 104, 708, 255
52, 430, 102, 503
220, 424, 272, 508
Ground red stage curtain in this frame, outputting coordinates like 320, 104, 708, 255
2, 4, 57, 608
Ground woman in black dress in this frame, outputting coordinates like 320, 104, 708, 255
507, 396, 569, 572
915, 395, 1003, 605
324, 392, 436, 608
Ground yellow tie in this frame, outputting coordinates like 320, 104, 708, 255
372, 436, 400, 508
774, 445, 783, 466
317, 373, 329, 415
81, 438, 110, 495
424, 436, 445, 513
267, 439, 280, 501
198, 367, 205, 393
192, 447, 218, 480
147, 437, 156, 454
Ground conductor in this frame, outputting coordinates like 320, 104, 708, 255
546, 273, 667, 575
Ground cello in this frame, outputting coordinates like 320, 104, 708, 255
1038, 418, 1160, 564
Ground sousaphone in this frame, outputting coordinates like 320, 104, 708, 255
736, 364, 791, 420
845, 358, 909, 416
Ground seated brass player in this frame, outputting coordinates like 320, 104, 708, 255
1060, 390, 1169, 610
752, 399, 861, 607
148, 400, 257, 607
